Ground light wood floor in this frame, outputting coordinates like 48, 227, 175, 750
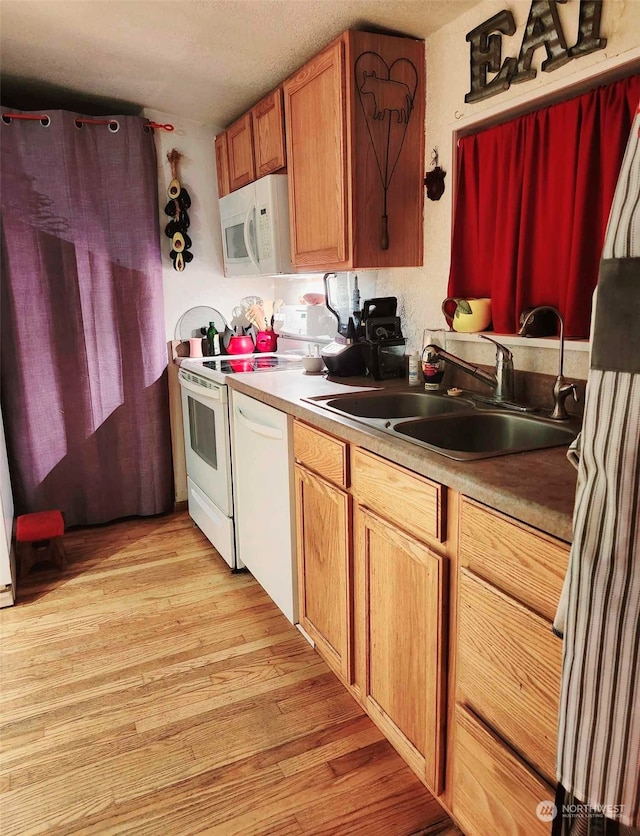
0, 511, 461, 835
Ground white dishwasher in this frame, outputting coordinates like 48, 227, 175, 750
230, 390, 297, 624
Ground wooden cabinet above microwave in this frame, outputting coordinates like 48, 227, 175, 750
214, 29, 425, 272
283, 30, 425, 272
215, 87, 286, 197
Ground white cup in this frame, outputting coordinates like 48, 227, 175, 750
302, 356, 324, 374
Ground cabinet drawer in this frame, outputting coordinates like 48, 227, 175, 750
457, 568, 562, 782
351, 448, 444, 545
460, 497, 569, 621
293, 421, 348, 489
452, 705, 554, 836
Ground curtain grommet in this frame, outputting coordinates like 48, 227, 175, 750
108, 120, 120, 133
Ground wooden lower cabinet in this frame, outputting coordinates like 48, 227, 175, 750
451, 498, 569, 834
452, 705, 555, 836
292, 421, 571, 829
457, 568, 562, 782
354, 503, 446, 794
294, 463, 351, 683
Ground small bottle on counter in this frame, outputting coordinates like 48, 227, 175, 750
207, 322, 221, 356
408, 352, 420, 386
422, 329, 446, 391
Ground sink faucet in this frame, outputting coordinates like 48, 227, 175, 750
424, 334, 515, 402
518, 305, 578, 421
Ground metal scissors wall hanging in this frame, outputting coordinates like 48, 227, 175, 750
354, 51, 418, 250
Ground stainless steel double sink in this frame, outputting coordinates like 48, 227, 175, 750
305, 390, 580, 461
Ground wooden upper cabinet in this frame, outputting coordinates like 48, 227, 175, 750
251, 88, 286, 178
284, 41, 349, 269
214, 132, 230, 198
283, 30, 425, 272
227, 112, 256, 191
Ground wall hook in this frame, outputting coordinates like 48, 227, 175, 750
424, 147, 446, 201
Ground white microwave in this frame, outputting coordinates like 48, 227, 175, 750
219, 173, 293, 277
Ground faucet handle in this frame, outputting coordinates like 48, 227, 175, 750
478, 334, 513, 362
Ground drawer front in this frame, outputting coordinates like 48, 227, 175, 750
460, 497, 569, 621
453, 705, 555, 836
351, 447, 444, 545
293, 421, 348, 488
457, 568, 562, 782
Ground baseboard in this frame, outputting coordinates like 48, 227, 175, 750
174, 500, 188, 513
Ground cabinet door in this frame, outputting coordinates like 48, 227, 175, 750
355, 504, 445, 793
294, 464, 351, 683
284, 40, 349, 269
251, 88, 286, 178
227, 113, 255, 191
214, 132, 230, 198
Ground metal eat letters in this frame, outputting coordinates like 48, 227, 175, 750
465, 0, 606, 104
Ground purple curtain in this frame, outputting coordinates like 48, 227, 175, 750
0, 110, 173, 526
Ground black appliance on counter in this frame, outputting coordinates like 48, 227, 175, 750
360, 299, 406, 380
321, 273, 406, 379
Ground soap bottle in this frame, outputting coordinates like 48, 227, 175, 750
207, 322, 221, 356
408, 352, 420, 385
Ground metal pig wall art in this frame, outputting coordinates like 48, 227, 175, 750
355, 52, 418, 250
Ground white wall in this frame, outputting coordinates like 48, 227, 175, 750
144, 109, 276, 341
377, 0, 640, 377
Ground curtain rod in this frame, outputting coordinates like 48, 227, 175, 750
1, 113, 174, 131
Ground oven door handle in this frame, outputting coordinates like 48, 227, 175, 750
178, 372, 224, 401
235, 407, 283, 440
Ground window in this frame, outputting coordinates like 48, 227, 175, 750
448, 74, 640, 338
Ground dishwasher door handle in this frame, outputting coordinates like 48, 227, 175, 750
235, 407, 284, 440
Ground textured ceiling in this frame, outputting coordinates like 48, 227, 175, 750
0, 0, 481, 126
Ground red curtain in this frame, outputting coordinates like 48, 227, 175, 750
448, 74, 640, 338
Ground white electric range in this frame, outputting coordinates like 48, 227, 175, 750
178, 353, 304, 570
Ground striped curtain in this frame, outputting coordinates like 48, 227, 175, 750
553, 107, 640, 834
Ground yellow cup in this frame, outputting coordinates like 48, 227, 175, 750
442, 297, 492, 333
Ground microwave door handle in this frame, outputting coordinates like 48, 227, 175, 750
243, 203, 260, 273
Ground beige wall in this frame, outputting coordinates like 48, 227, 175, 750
377, 0, 640, 378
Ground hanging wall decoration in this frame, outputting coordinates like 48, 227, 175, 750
164, 149, 193, 271
465, 0, 606, 104
355, 52, 418, 250
424, 148, 446, 201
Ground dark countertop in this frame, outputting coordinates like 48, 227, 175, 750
224, 368, 578, 543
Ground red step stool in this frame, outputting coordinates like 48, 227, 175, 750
16, 511, 68, 579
